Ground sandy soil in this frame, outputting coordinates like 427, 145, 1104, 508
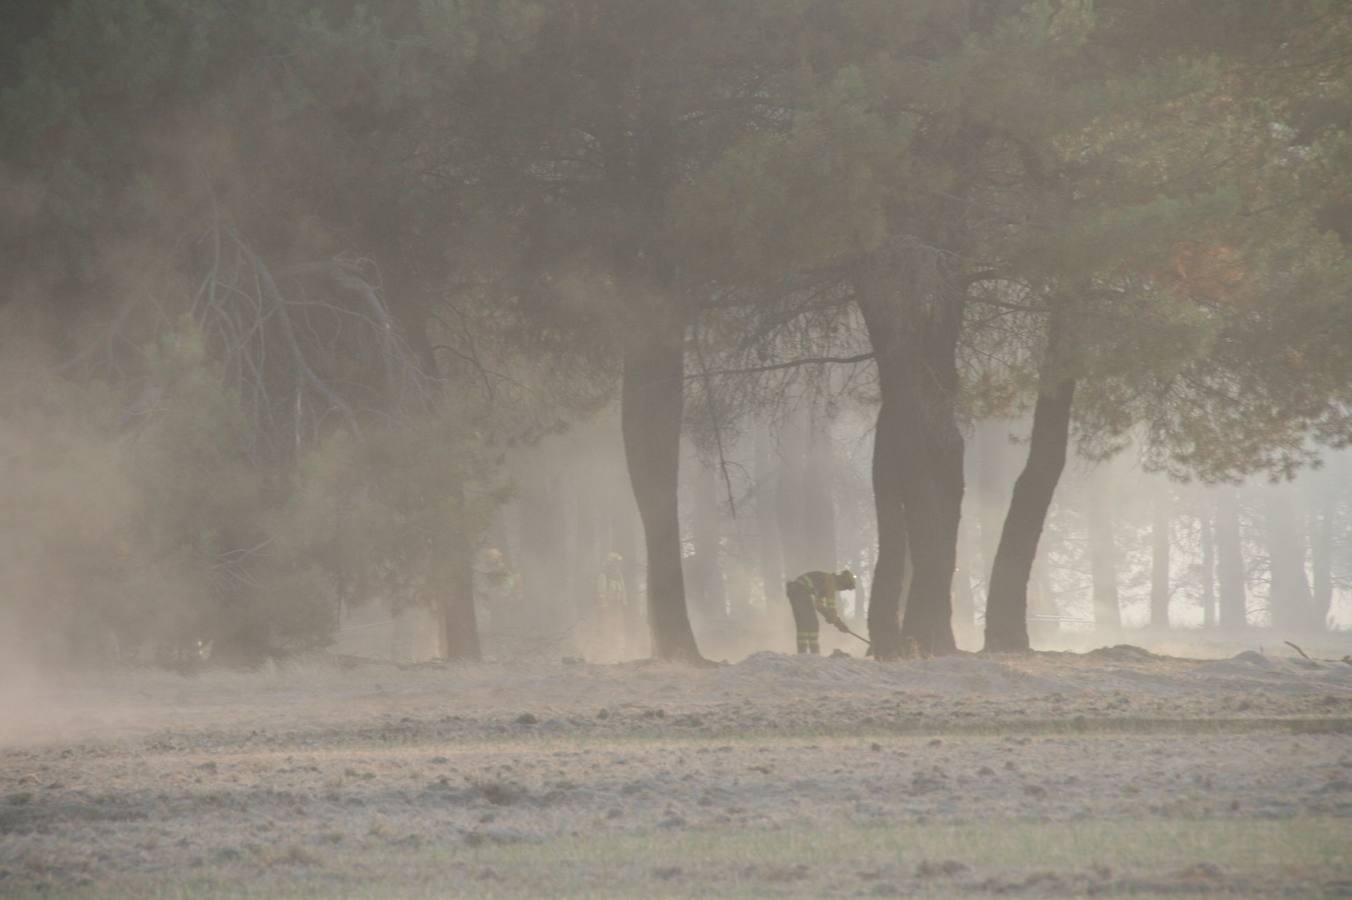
2, 644, 1351, 898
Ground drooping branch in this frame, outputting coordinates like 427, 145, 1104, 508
233, 236, 364, 440
187, 220, 441, 459
691, 325, 740, 519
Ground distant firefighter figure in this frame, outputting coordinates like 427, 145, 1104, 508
785, 569, 856, 654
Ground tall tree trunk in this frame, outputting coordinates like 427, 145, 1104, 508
1150, 491, 1171, 629
1200, 501, 1216, 628
1265, 486, 1315, 631
858, 270, 963, 657
621, 328, 704, 663
1215, 490, 1247, 630
1086, 463, 1122, 631
866, 384, 907, 659
894, 390, 963, 657
983, 344, 1076, 652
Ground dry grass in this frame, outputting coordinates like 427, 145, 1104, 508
66, 817, 1352, 898
3, 646, 1351, 897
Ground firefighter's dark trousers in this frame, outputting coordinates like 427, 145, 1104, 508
786, 580, 819, 654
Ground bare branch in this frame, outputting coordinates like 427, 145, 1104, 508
231, 232, 364, 439
689, 352, 876, 379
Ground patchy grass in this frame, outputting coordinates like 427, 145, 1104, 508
64, 817, 1352, 898
4, 649, 1351, 898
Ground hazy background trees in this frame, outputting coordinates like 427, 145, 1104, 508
1, 0, 1348, 669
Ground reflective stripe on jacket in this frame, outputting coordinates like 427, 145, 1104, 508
793, 571, 839, 618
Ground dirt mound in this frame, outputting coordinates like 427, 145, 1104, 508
898, 655, 1072, 694
1085, 644, 1159, 662
1188, 651, 1352, 694
730, 651, 1070, 695
732, 651, 875, 681
1193, 650, 1313, 678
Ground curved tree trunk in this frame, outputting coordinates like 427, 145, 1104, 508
621, 328, 704, 663
982, 373, 1076, 652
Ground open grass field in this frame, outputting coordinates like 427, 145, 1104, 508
3, 643, 1351, 897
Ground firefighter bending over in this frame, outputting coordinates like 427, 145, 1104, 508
785, 569, 856, 654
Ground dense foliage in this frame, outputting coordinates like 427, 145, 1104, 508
1, 1, 1347, 665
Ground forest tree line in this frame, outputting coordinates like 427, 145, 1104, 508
1, 1, 1349, 666
475, 413, 1350, 665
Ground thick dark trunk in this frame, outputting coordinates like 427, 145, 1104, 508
982, 372, 1076, 652
440, 508, 481, 661
1150, 492, 1171, 629
894, 403, 962, 657
1265, 487, 1315, 631
858, 273, 962, 657
866, 388, 907, 659
621, 329, 704, 663
1215, 490, 1247, 629
1086, 464, 1122, 631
